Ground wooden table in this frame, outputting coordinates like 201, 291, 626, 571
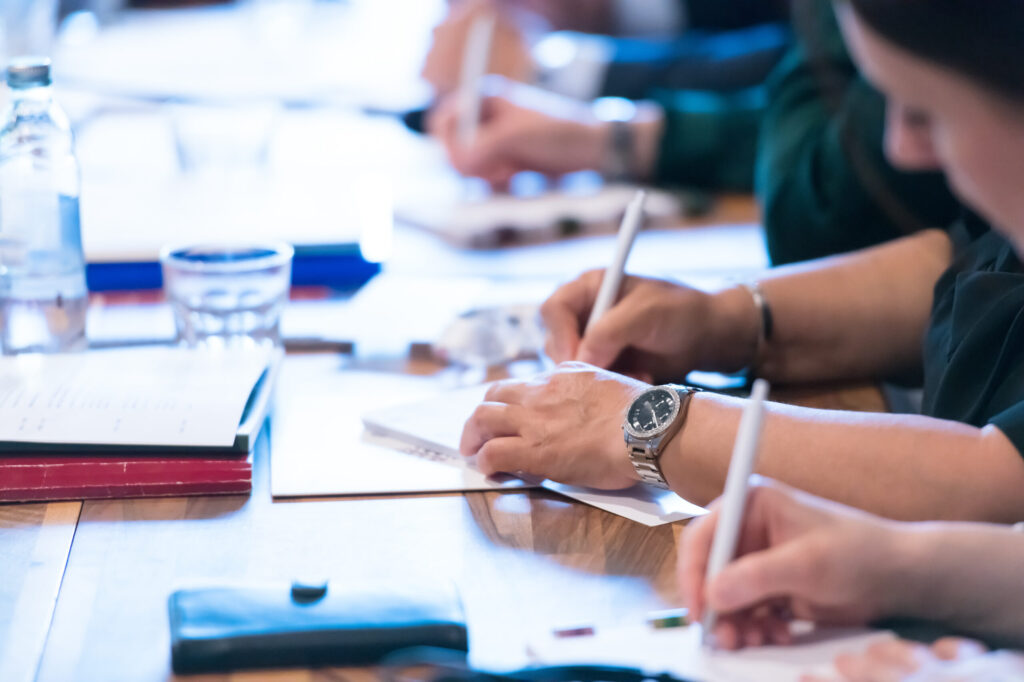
0, 200, 887, 681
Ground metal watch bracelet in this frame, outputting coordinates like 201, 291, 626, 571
627, 386, 701, 489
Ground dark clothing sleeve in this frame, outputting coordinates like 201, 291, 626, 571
755, 0, 960, 265
597, 22, 792, 192
601, 23, 791, 97
649, 85, 766, 191
923, 214, 1024, 459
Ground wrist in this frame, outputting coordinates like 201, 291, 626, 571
629, 106, 663, 181
703, 285, 761, 373
873, 521, 942, 621
589, 98, 662, 181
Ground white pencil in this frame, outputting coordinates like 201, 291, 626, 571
457, 10, 497, 148
700, 378, 770, 646
584, 190, 647, 335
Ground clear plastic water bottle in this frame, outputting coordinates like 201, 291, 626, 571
0, 57, 88, 354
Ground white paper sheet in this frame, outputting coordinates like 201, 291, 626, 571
528, 622, 894, 682
396, 176, 688, 248
269, 360, 531, 498
0, 347, 271, 448
362, 384, 707, 526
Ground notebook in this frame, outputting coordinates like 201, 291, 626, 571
0, 346, 278, 454
0, 453, 253, 503
361, 383, 707, 526
0, 347, 278, 502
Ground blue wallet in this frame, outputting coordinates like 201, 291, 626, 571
168, 580, 469, 674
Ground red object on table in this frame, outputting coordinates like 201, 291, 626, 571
0, 455, 251, 503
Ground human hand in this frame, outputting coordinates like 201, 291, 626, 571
503, 0, 615, 33
540, 270, 741, 383
428, 78, 607, 188
804, 637, 1008, 682
421, 1, 533, 96
459, 362, 648, 489
679, 479, 913, 650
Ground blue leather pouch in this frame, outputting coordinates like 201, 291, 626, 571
168, 580, 468, 674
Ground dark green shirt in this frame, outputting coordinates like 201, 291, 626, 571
923, 214, 1024, 454
641, 0, 959, 255
755, 0, 960, 265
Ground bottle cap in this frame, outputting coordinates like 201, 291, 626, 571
6, 57, 52, 89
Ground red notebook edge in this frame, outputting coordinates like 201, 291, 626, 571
0, 455, 253, 503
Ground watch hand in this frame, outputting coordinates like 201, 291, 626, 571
645, 401, 658, 428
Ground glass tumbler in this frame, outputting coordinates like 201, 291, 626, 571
160, 243, 293, 349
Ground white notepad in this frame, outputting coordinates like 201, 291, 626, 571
396, 177, 687, 249
528, 622, 893, 682
361, 384, 707, 526
0, 346, 275, 451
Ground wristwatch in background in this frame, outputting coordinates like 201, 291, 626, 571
623, 385, 702, 489
592, 96, 638, 182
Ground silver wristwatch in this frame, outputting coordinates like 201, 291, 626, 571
623, 385, 701, 489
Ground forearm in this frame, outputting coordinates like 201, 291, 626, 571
703, 228, 953, 382
662, 392, 1024, 521
892, 523, 1024, 647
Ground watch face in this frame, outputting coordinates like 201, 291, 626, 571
625, 387, 680, 439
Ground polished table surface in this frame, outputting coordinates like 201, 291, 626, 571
0, 200, 888, 682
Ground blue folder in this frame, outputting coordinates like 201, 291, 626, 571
86, 244, 381, 292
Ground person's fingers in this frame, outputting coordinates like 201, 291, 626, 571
428, 96, 460, 144
929, 637, 987, 661
711, 618, 742, 651
459, 402, 523, 455
539, 274, 602, 362
476, 436, 532, 476
678, 502, 722, 621
708, 537, 822, 614
483, 378, 526, 404
863, 639, 930, 671
480, 159, 519, 191
833, 643, 926, 682
456, 97, 517, 164
766, 613, 792, 646
741, 620, 766, 648
575, 294, 648, 367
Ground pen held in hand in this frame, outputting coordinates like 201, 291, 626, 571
583, 190, 648, 337
700, 378, 770, 646
457, 11, 497, 148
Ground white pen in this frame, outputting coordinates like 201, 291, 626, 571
457, 10, 497, 148
584, 190, 647, 335
700, 378, 770, 646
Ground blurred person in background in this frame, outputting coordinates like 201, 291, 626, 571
425, 0, 961, 266
422, 0, 790, 193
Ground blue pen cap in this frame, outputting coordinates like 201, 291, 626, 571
6, 57, 52, 89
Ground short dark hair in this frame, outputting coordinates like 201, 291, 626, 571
843, 0, 1024, 103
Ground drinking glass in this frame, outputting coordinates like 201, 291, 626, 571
160, 243, 293, 349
